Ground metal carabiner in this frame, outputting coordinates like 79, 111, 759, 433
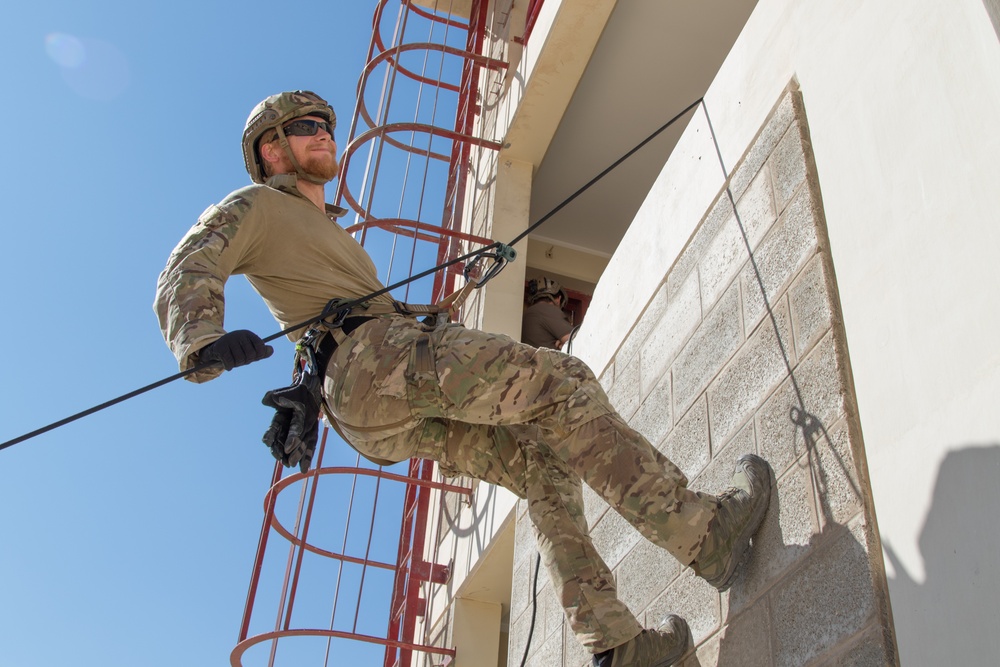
318, 297, 353, 329
463, 243, 517, 288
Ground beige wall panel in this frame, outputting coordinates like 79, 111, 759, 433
575, 0, 1000, 663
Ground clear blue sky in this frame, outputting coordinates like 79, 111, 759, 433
0, 1, 441, 665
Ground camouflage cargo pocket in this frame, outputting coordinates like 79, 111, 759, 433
404, 332, 448, 418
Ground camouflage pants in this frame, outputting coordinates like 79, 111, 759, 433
324, 316, 717, 653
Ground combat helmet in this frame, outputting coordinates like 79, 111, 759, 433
526, 277, 567, 305
242, 90, 337, 185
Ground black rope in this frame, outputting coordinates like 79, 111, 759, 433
508, 97, 702, 248
518, 552, 542, 667
0, 240, 495, 453
0, 98, 704, 453
700, 98, 805, 416
700, 98, 861, 524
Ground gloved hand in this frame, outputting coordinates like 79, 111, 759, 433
200, 330, 273, 371
261, 372, 322, 472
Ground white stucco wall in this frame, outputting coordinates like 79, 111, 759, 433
574, 0, 1000, 662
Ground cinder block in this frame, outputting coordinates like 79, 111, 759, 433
661, 396, 711, 481
715, 601, 772, 667
525, 624, 564, 667
708, 300, 794, 447
615, 537, 684, 615
631, 370, 673, 448
830, 625, 893, 666
511, 552, 533, 621
599, 360, 615, 394
735, 163, 778, 254
508, 614, 530, 665
645, 569, 721, 645
668, 194, 734, 301
756, 376, 810, 479
539, 584, 566, 643
728, 454, 820, 614
513, 508, 536, 570
639, 273, 702, 393
789, 253, 834, 360
607, 352, 641, 419
682, 631, 719, 666
813, 418, 865, 530
582, 480, 611, 529
756, 330, 847, 485
792, 332, 849, 438
672, 282, 743, 416
562, 621, 593, 667
591, 507, 643, 571
741, 184, 821, 332
699, 213, 748, 309
618, 282, 669, 369
729, 90, 797, 201
769, 121, 809, 213
771, 523, 877, 667
692, 420, 755, 495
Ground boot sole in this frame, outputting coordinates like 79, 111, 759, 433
713, 454, 773, 592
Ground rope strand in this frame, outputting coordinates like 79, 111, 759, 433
0, 97, 703, 452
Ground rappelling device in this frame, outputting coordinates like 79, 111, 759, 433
465, 242, 516, 287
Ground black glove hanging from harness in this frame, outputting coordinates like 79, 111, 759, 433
259, 299, 373, 473
261, 371, 322, 472
260, 328, 326, 473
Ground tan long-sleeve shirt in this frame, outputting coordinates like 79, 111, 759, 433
154, 174, 392, 382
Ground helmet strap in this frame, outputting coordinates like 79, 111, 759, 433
274, 126, 329, 186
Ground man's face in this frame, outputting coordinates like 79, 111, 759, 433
265, 114, 339, 182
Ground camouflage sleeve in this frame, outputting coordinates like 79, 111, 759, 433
154, 193, 261, 383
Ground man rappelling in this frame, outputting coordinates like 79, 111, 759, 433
154, 90, 773, 667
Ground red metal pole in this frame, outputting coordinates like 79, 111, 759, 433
239, 460, 285, 643
281, 427, 331, 631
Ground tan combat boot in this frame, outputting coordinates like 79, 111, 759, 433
691, 454, 773, 591
592, 615, 690, 667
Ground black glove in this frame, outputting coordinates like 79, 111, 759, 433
200, 330, 273, 371
261, 372, 322, 472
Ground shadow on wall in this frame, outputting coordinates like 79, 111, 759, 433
441, 477, 496, 539
883, 444, 1000, 664
679, 404, 892, 667
984, 0, 1000, 41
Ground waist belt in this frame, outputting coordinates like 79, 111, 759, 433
306, 282, 480, 379
314, 315, 376, 376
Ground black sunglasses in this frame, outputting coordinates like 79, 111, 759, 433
282, 118, 334, 138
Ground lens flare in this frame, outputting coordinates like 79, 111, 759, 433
44, 33, 85, 68
44, 33, 130, 101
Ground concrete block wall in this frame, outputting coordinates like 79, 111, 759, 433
507, 86, 897, 666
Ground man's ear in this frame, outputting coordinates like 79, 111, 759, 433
259, 140, 283, 167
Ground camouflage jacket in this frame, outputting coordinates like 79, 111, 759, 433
154, 174, 392, 382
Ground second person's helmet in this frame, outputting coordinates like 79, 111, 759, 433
526, 277, 567, 305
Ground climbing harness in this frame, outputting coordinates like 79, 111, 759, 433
0, 98, 704, 452
258, 285, 472, 472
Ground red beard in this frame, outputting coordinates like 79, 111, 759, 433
300, 145, 339, 182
